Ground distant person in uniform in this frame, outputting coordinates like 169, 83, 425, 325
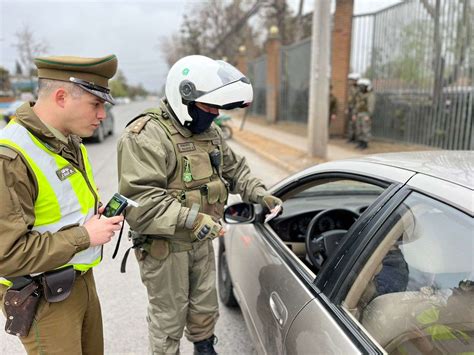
329, 84, 338, 125
346, 73, 360, 143
117, 55, 282, 355
355, 78, 375, 150
0, 55, 123, 354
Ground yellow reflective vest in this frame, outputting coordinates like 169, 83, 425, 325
0, 121, 101, 287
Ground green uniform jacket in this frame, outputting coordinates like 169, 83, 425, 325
0, 103, 91, 277
355, 90, 375, 116
348, 85, 359, 111
117, 100, 268, 238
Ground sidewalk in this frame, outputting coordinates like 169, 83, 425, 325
228, 113, 431, 173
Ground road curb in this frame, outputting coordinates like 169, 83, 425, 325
231, 134, 301, 173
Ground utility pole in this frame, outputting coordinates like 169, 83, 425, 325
308, 0, 331, 158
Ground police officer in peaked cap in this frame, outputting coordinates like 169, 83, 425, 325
0, 54, 123, 354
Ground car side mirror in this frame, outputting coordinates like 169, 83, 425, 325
224, 202, 263, 224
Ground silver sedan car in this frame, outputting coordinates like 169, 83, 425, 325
219, 151, 473, 355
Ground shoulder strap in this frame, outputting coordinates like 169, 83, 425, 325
126, 115, 152, 134
0, 146, 19, 160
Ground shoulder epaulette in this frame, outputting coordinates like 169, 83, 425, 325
0, 146, 19, 160
126, 115, 152, 134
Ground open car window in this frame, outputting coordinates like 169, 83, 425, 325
268, 177, 387, 275
342, 192, 474, 354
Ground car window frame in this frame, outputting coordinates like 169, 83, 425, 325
328, 185, 473, 304
260, 172, 396, 289
254, 172, 410, 354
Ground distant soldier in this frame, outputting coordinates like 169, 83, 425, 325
354, 78, 375, 150
346, 73, 360, 142
329, 84, 338, 124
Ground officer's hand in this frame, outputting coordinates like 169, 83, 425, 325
84, 211, 124, 247
352, 115, 357, 121
191, 213, 223, 241
363, 115, 370, 122
260, 195, 283, 213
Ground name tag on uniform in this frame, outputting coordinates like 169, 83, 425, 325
177, 142, 196, 152
212, 139, 221, 145
56, 165, 77, 181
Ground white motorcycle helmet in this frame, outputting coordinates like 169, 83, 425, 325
348, 72, 361, 81
357, 78, 372, 90
165, 55, 253, 126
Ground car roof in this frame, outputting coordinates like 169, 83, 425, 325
351, 151, 473, 190
272, 151, 473, 214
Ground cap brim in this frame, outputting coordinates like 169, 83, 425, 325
79, 85, 116, 105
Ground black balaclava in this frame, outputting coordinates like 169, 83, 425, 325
185, 103, 219, 134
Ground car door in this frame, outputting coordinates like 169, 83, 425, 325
227, 212, 315, 355
226, 170, 406, 354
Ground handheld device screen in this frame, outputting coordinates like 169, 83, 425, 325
103, 195, 127, 217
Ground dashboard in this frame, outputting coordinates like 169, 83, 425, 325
268, 194, 378, 243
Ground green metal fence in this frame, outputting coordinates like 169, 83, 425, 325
352, 0, 473, 149
247, 56, 267, 116
279, 38, 312, 123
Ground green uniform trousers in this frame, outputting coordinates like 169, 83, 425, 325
356, 112, 372, 143
347, 112, 356, 140
0, 270, 103, 355
136, 239, 219, 355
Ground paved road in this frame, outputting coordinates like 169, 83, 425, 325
0, 101, 288, 354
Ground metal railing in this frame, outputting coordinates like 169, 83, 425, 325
247, 56, 267, 116
352, 0, 473, 149
279, 38, 312, 123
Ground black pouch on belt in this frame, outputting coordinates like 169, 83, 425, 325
41, 266, 76, 303
4, 281, 40, 337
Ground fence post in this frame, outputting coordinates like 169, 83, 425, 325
265, 26, 281, 124
330, 0, 354, 137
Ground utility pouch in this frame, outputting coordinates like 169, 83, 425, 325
4, 282, 40, 337
149, 239, 170, 260
41, 266, 75, 303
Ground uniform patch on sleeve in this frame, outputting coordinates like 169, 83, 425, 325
177, 142, 196, 152
56, 164, 77, 181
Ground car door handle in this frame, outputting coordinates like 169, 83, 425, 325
269, 292, 288, 327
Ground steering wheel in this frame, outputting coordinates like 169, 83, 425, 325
305, 209, 359, 271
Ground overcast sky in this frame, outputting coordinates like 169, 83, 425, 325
0, 0, 400, 92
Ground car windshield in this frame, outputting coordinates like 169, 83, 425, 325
292, 181, 384, 198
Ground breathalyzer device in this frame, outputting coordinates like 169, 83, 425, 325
102, 193, 139, 218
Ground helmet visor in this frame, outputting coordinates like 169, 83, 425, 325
215, 60, 246, 86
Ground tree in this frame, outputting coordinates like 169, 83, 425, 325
0, 67, 11, 92
159, 0, 263, 66
420, 0, 471, 89
15, 61, 22, 76
109, 70, 129, 98
13, 25, 49, 82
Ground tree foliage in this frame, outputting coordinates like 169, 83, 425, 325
159, 0, 304, 67
13, 25, 49, 81
110, 70, 148, 99
0, 67, 11, 92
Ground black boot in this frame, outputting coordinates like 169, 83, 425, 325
194, 335, 218, 355
359, 141, 368, 150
